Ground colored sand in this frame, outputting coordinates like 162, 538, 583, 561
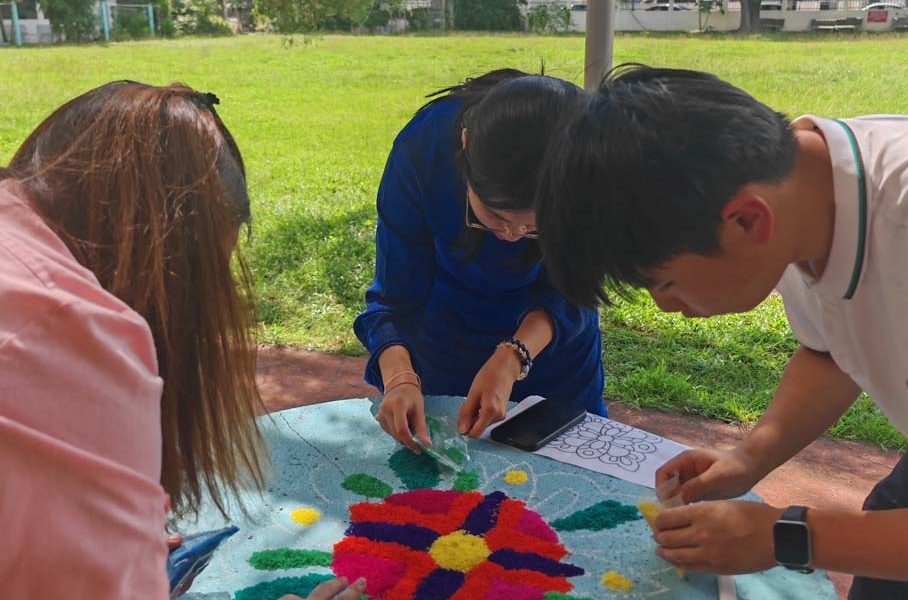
234, 574, 334, 600
429, 531, 491, 572
249, 548, 332, 570
343, 473, 393, 499
551, 500, 641, 532
452, 470, 480, 491
503, 469, 529, 485
290, 507, 321, 526
389, 447, 440, 490
638, 501, 660, 527
544, 593, 593, 600
601, 570, 633, 592
637, 501, 686, 578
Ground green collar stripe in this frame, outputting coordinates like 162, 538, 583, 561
833, 119, 868, 301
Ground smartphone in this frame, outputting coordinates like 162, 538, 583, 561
490, 398, 585, 452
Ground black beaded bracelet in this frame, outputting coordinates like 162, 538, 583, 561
498, 337, 533, 381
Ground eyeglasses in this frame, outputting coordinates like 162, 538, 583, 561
465, 197, 539, 239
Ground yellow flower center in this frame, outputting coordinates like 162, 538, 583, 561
428, 530, 491, 572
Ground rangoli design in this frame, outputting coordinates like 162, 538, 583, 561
546, 414, 662, 473
233, 426, 651, 600
332, 489, 584, 599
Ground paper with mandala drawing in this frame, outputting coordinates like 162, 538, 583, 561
483, 396, 689, 489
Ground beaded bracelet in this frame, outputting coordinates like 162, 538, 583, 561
497, 337, 533, 381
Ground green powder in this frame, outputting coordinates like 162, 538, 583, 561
452, 469, 480, 492
388, 447, 440, 490
544, 593, 593, 600
342, 473, 394, 499
551, 499, 642, 532
248, 548, 332, 571
234, 574, 334, 600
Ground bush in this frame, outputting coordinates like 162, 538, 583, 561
172, 0, 233, 35
407, 7, 431, 30
113, 10, 152, 40
527, 4, 571, 33
39, 0, 98, 42
454, 0, 523, 31
159, 18, 178, 37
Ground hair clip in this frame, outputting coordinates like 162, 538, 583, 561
198, 92, 221, 109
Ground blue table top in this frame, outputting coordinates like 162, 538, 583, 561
179, 396, 837, 600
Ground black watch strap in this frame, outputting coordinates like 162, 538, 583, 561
774, 505, 814, 573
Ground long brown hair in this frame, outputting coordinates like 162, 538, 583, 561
3, 81, 265, 519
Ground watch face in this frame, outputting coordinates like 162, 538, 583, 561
774, 521, 810, 565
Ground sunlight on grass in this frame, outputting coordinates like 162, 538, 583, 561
2, 33, 906, 448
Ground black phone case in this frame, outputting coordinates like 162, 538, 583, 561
490, 406, 585, 451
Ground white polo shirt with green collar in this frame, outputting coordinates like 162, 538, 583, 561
775, 115, 908, 438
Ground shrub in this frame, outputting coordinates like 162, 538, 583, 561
454, 0, 523, 31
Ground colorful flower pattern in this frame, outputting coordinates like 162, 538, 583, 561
332, 489, 584, 599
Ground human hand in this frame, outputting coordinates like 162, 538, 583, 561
279, 576, 367, 600
458, 346, 521, 437
656, 448, 764, 503
653, 500, 783, 574
166, 533, 184, 550
377, 383, 431, 453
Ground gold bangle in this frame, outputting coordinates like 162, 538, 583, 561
383, 369, 421, 390
384, 379, 422, 394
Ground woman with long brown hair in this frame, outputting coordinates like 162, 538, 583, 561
0, 82, 363, 599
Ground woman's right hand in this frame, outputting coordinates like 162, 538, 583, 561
656, 447, 764, 503
279, 576, 366, 600
376, 384, 432, 453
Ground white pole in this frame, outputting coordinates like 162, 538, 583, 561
584, 0, 616, 91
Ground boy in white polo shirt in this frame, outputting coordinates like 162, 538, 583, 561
536, 65, 908, 598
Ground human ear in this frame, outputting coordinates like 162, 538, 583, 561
720, 192, 774, 245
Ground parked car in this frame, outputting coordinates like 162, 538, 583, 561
761, 1, 784, 9
864, 2, 905, 9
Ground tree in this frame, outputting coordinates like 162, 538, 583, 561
255, 0, 371, 33
39, 0, 97, 41
737, 0, 761, 32
454, 0, 522, 31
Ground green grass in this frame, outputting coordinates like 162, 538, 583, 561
1, 33, 906, 449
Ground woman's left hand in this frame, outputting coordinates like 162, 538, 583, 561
654, 500, 784, 575
458, 346, 522, 437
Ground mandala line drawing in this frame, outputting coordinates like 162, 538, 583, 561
546, 415, 664, 473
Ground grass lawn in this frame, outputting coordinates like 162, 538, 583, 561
1, 33, 906, 450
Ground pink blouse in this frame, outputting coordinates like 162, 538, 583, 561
0, 179, 169, 599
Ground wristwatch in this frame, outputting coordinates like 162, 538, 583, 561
773, 505, 814, 573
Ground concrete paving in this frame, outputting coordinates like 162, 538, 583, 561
256, 345, 904, 599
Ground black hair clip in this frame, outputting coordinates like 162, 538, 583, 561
198, 92, 221, 109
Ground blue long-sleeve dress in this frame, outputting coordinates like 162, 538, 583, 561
353, 98, 606, 416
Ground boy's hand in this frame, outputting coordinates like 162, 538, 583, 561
654, 501, 783, 574
657, 448, 763, 503
458, 346, 521, 437
377, 385, 431, 453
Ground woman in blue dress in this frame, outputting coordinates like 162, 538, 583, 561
354, 69, 605, 452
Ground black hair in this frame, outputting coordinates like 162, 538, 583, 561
536, 64, 798, 307
423, 68, 583, 264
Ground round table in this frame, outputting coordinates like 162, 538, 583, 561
179, 396, 837, 600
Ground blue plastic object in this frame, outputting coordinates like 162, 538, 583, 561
167, 526, 239, 598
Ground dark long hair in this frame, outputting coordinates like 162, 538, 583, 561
423, 68, 583, 265
2, 81, 265, 519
